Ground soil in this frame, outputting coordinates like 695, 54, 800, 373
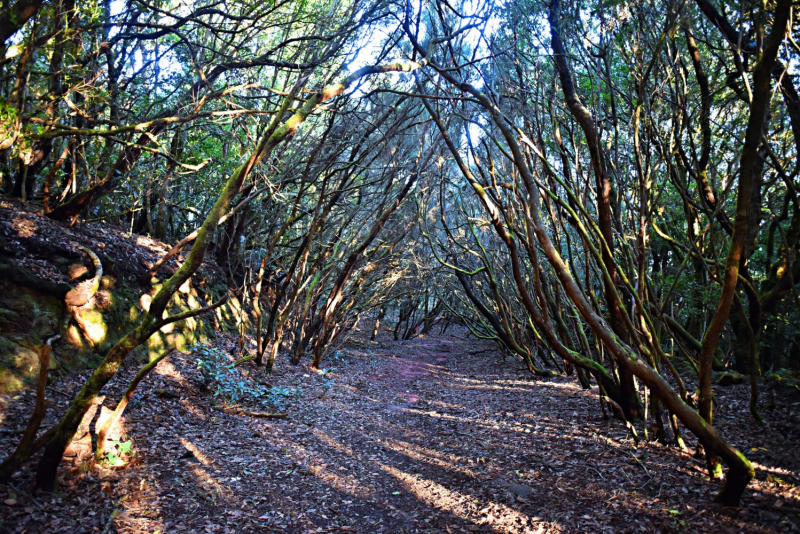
1, 329, 799, 533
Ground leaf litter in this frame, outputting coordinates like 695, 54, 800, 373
1, 329, 799, 533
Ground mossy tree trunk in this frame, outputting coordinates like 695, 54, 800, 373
696, 0, 789, 479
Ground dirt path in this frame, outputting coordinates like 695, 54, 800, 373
1, 331, 798, 533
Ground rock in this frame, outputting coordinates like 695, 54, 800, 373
0, 308, 21, 332
0, 203, 237, 394
507, 482, 534, 498
67, 263, 90, 281
0, 335, 39, 392
716, 371, 744, 386
492, 477, 534, 497
765, 369, 793, 382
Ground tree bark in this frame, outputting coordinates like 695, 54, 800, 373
697, 0, 789, 477
548, 0, 641, 420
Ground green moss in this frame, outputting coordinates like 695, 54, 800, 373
0, 267, 237, 393
0, 335, 39, 391
100, 276, 116, 290
147, 333, 166, 353
167, 332, 189, 352
765, 369, 794, 382
716, 371, 745, 386
0, 369, 24, 393
75, 309, 108, 346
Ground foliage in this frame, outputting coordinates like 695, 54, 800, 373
102, 439, 133, 467
196, 345, 299, 409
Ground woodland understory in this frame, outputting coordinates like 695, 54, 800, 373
1, 0, 800, 530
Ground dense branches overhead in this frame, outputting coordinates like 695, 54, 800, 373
2, 0, 800, 506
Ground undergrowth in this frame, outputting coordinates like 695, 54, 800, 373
195, 345, 299, 409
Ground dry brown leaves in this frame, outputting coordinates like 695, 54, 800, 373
0, 329, 799, 533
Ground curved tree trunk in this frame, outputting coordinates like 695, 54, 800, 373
547, 0, 641, 420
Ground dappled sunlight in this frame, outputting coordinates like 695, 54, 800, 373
185, 461, 233, 505
274, 426, 378, 502
73, 309, 108, 346
752, 460, 800, 481
94, 404, 129, 447
134, 235, 170, 254
153, 357, 189, 388
453, 383, 545, 394
425, 399, 463, 411
112, 476, 166, 531
178, 436, 215, 467
1, 329, 791, 532
378, 462, 556, 532
536, 380, 585, 391
179, 397, 207, 422
449, 375, 583, 394
311, 426, 359, 458
299, 414, 563, 531
1, 0, 796, 530
311, 466, 378, 502
378, 437, 480, 478
11, 215, 38, 238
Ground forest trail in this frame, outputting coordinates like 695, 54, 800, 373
4, 0, 800, 530
1, 331, 798, 533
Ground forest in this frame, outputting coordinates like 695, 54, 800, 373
0, 0, 799, 531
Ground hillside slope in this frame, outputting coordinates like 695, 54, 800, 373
0, 199, 233, 392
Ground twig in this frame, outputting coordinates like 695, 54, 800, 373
3, 483, 43, 510
233, 354, 255, 367
627, 451, 651, 479
0, 336, 58, 481
241, 411, 288, 419
218, 406, 288, 418
587, 466, 606, 480
602, 396, 640, 444
101, 509, 120, 534
96, 348, 176, 458
158, 294, 229, 327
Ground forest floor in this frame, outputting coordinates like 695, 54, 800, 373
1, 329, 800, 533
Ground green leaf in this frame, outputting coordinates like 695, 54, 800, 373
106, 455, 126, 467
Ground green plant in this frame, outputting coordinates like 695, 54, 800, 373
103, 439, 133, 467
195, 345, 299, 408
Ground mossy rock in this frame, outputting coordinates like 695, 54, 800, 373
0, 369, 25, 392
0, 335, 41, 393
73, 308, 109, 347
0, 267, 228, 393
0, 307, 21, 332
771, 377, 800, 400
765, 369, 794, 382
716, 371, 744, 386
0, 285, 63, 342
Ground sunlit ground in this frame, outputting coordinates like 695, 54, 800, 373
0, 330, 798, 532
